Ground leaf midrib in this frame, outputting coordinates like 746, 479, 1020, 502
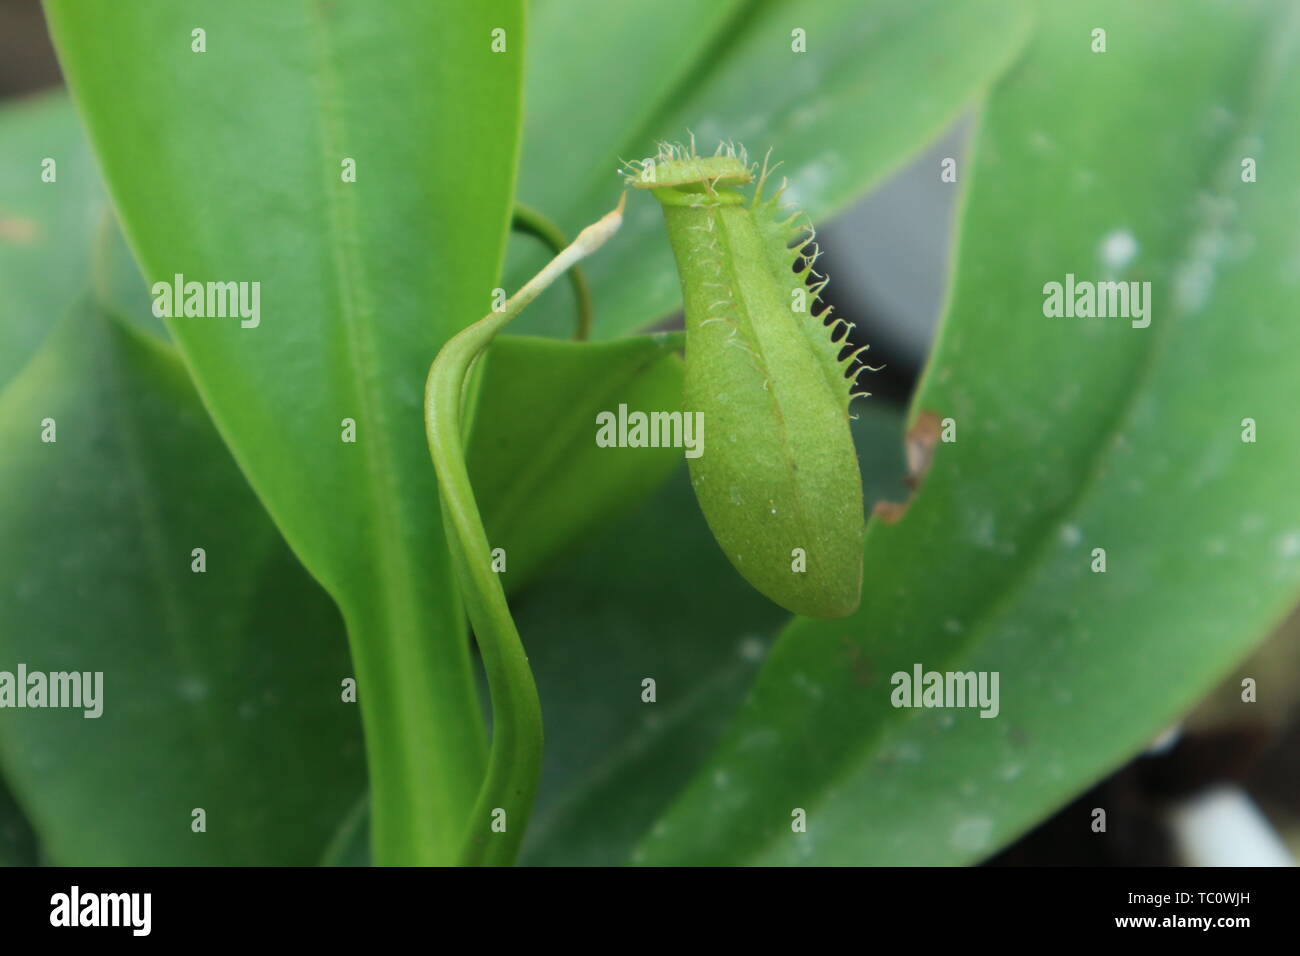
304, 1, 423, 630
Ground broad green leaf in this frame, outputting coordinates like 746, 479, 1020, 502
638, 0, 1300, 865
0, 91, 106, 385
519, 402, 907, 865
467, 333, 685, 591
509, 0, 1034, 338
43, 0, 524, 863
0, 303, 364, 864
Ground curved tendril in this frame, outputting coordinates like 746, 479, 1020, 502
424, 195, 625, 866
511, 202, 595, 342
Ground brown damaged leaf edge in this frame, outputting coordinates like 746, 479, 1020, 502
872, 409, 943, 524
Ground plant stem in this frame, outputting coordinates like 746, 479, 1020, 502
425, 195, 626, 866
511, 202, 595, 341
344, 585, 486, 866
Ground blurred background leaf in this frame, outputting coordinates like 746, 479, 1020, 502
0, 91, 106, 384
0, 304, 365, 864
0, 779, 38, 866
467, 332, 685, 592
637, 0, 1300, 865
0, 90, 166, 355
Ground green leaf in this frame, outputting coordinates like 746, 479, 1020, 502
467, 332, 686, 592
0, 91, 107, 386
509, 0, 1034, 338
93, 211, 169, 344
0, 778, 38, 867
519, 402, 907, 864
319, 794, 370, 866
0, 304, 364, 864
0, 91, 166, 362
43, 0, 525, 864
421, 198, 632, 866
637, 0, 1300, 865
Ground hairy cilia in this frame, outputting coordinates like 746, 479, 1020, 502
629, 141, 869, 619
